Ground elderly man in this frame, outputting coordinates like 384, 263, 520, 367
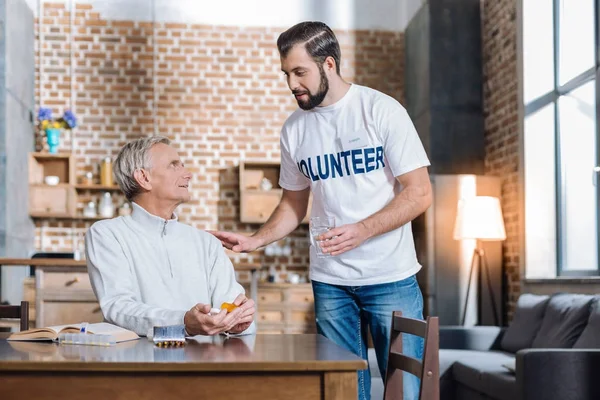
85, 136, 255, 337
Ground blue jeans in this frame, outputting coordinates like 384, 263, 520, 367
312, 275, 424, 400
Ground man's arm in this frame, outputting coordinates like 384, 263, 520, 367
211, 187, 310, 252
319, 167, 431, 256
205, 236, 256, 335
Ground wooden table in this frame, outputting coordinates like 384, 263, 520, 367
0, 333, 366, 399
0, 258, 263, 304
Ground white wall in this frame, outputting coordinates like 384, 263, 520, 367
36, 0, 425, 31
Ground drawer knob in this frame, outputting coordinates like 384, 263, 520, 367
65, 277, 80, 287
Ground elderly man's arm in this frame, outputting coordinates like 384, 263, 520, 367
206, 235, 257, 335
85, 223, 187, 336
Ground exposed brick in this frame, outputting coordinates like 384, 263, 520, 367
481, 0, 520, 321
35, 2, 405, 281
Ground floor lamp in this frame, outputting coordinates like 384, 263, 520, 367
453, 196, 506, 326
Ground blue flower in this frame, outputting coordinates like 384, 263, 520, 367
62, 110, 77, 129
38, 107, 53, 121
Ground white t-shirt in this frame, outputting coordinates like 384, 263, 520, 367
278, 84, 430, 286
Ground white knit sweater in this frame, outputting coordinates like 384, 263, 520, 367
85, 202, 255, 336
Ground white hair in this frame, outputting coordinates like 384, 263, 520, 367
113, 135, 171, 201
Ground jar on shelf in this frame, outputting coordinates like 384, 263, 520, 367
83, 201, 97, 218
118, 202, 131, 217
99, 192, 114, 218
83, 171, 94, 185
100, 157, 113, 186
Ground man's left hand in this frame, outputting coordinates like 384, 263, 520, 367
318, 222, 371, 256
228, 294, 255, 334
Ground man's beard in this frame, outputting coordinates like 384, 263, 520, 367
293, 65, 329, 110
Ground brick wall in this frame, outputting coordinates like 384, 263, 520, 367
480, 0, 520, 319
34, 2, 405, 282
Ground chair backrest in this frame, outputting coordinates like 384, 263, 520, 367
384, 311, 439, 400
0, 301, 29, 331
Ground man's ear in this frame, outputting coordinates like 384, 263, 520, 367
133, 168, 152, 191
324, 56, 337, 73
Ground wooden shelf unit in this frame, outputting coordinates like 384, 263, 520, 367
74, 184, 121, 191
28, 152, 124, 221
239, 161, 311, 224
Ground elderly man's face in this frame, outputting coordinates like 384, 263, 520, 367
147, 143, 192, 204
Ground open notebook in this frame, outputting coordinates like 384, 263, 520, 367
7, 322, 139, 343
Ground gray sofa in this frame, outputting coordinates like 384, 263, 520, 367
439, 292, 600, 400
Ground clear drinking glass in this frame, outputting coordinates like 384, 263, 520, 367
310, 216, 336, 258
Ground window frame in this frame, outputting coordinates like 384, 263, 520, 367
521, 0, 600, 277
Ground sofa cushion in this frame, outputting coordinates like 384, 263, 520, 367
440, 349, 492, 379
451, 351, 517, 400
500, 294, 550, 353
574, 297, 600, 348
532, 293, 595, 348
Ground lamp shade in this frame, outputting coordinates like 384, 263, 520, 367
453, 196, 506, 241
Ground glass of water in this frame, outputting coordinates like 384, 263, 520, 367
310, 216, 336, 258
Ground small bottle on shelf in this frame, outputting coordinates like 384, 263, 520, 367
83, 171, 94, 185
100, 157, 113, 186
99, 192, 114, 218
118, 202, 131, 216
83, 201, 97, 218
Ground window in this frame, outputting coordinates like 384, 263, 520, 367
522, 0, 599, 277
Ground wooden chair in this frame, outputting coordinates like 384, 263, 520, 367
384, 311, 439, 400
0, 301, 29, 331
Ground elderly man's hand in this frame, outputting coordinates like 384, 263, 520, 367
184, 303, 249, 336
184, 294, 255, 336
228, 294, 255, 334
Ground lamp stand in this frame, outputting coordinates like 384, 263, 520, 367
461, 242, 500, 326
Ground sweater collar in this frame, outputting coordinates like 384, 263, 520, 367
131, 202, 178, 235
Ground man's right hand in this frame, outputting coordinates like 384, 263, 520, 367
184, 303, 252, 336
208, 231, 263, 253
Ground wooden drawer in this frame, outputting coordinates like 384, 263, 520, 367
40, 272, 92, 292
258, 290, 283, 304
291, 310, 314, 324
285, 325, 317, 334
289, 290, 314, 305
257, 322, 285, 334
39, 301, 103, 327
29, 185, 76, 216
258, 310, 283, 322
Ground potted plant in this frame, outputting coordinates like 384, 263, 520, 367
37, 108, 77, 154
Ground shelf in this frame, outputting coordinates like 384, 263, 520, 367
74, 184, 121, 191
29, 152, 72, 160
30, 183, 71, 189
30, 213, 111, 222
29, 183, 121, 191
241, 188, 283, 196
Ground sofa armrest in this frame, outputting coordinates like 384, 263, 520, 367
517, 349, 600, 400
439, 326, 504, 351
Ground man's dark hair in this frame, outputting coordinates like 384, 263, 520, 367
277, 21, 341, 74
